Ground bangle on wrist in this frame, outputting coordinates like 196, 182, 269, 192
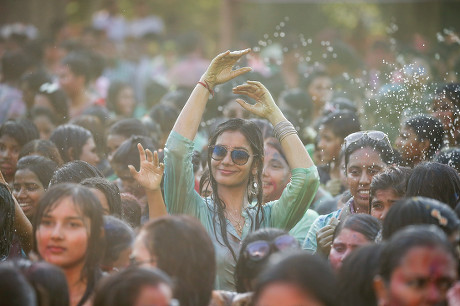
198, 80, 214, 97
273, 120, 297, 142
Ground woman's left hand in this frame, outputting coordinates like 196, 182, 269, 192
232, 81, 283, 123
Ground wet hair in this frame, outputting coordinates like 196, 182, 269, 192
50, 124, 94, 163
0, 262, 37, 306
436, 83, 460, 109
33, 183, 104, 306
404, 114, 444, 159
278, 88, 313, 126
49, 160, 103, 186
0, 184, 15, 260
328, 97, 358, 114
15, 259, 69, 306
30, 106, 60, 126
337, 244, 383, 306
235, 228, 291, 293
0, 119, 39, 147
253, 252, 337, 306
378, 225, 456, 283
343, 134, 394, 173
19, 139, 64, 165
36, 86, 69, 124
369, 166, 412, 202
101, 216, 134, 271
250, 118, 274, 140
206, 118, 264, 260
120, 193, 142, 228
106, 82, 134, 115
61, 52, 92, 84
140, 215, 215, 306
81, 177, 122, 217
16, 155, 58, 188
93, 267, 172, 306
147, 103, 180, 139
301, 70, 331, 91
112, 136, 156, 171
107, 118, 149, 139
406, 162, 460, 210
71, 115, 105, 156
319, 110, 361, 140
382, 196, 460, 240
334, 214, 381, 243
435, 148, 460, 173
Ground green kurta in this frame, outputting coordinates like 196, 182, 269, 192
164, 131, 319, 291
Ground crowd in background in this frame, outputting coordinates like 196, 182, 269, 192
1, 2, 460, 305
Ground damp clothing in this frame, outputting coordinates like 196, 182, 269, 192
164, 131, 319, 291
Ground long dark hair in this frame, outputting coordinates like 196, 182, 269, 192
0, 184, 15, 260
205, 118, 264, 260
33, 183, 104, 306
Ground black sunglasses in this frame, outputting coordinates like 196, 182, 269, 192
344, 130, 393, 152
244, 234, 299, 262
209, 145, 254, 166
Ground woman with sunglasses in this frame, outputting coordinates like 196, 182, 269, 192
235, 228, 299, 293
303, 130, 394, 255
152, 49, 318, 291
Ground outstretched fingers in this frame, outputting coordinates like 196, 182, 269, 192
137, 143, 146, 162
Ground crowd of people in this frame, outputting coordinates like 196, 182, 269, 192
1, 6, 460, 306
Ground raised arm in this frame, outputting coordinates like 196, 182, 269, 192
232, 81, 314, 169
0, 171, 32, 254
129, 144, 167, 219
172, 49, 252, 141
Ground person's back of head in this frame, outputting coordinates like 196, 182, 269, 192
382, 196, 460, 240
140, 215, 216, 306
49, 124, 93, 163
102, 216, 135, 272
404, 114, 444, 160
337, 244, 383, 306
435, 148, 460, 173
108, 118, 149, 139
19, 139, 64, 165
0, 263, 37, 306
319, 110, 361, 140
49, 160, 103, 185
15, 259, 69, 306
406, 161, 460, 209
120, 193, 142, 229
81, 177, 122, 217
253, 252, 337, 306
93, 267, 173, 306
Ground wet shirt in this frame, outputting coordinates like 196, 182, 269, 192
164, 131, 319, 291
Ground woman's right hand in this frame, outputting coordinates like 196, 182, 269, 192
128, 144, 164, 192
200, 49, 252, 89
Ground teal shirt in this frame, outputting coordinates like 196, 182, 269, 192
289, 209, 319, 245
164, 131, 319, 291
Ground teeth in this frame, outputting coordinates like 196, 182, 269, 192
360, 190, 369, 194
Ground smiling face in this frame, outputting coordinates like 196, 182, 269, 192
0, 135, 20, 181
35, 197, 89, 269
317, 125, 343, 164
13, 169, 46, 220
210, 131, 256, 189
370, 188, 400, 221
347, 147, 387, 213
378, 246, 457, 306
262, 143, 291, 203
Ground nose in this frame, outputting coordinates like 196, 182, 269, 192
16, 187, 28, 200
50, 223, 64, 240
221, 150, 233, 165
359, 171, 371, 185
425, 283, 442, 303
380, 208, 389, 221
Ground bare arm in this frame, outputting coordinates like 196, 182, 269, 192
232, 81, 314, 169
129, 144, 167, 219
172, 49, 252, 141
